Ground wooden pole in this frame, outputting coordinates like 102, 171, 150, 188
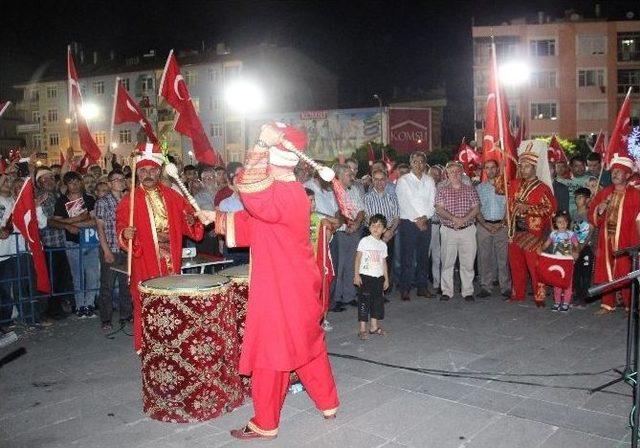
127, 154, 137, 283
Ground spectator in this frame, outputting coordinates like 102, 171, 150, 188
219, 170, 248, 266
83, 174, 97, 197
330, 163, 365, 311
435, 161, 480, 301
558, 156, 589, 217
354, 214, 389, 340
36, 168, 73, 319
428, 165, 444, 294
54, 171, 100, 318
364, 169, 399, 290
572, 187, 594, 309
550, 161, 570, 214
88, 164, 103, 180
395, 163, 410, 179
586, 152, 611, 187
94, 180, 109, 199
214, 162, 242, 207
345, 158, 366, 197
476, 160, 511, 299
95, 170, 132, 331
555, 160, 571, 180
214, 166, 227, 189
182, 164, 198, 183
395, 152, 436, 301
197, 165, 217, 202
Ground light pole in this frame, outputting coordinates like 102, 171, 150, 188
373, 94, 383, 144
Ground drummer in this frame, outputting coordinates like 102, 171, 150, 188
196, 123, 339, 441
116, 142, 204, 353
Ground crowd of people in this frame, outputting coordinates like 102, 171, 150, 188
0, 137, 636, 349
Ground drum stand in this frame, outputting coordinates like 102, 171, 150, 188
588, 245, 640, 447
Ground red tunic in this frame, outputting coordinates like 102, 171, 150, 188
116, 183, 204, 352
589, 185, 640, 308
216, 175, 325, 375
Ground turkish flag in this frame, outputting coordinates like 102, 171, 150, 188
67, 47, 101, 163
159, 50, 221, 166
537, 252, 574, 290
12, 179, 50, 293
481, 43, 517, 182
72, 154, 90, 174
605, 88, 633, 167
8, 149, 21, 163
113, 80, 157, 143
0, 101, 11, 117
59, 148, 65, 166
382, 148, 397, 181
548, 135, 568, 164
592, 130, 605, 154
457, 137, 481, 178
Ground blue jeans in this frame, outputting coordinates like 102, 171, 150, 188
65, 241, 100, 308
399, 219, 431, 293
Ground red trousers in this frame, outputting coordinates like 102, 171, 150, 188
248, 350, 339, 436
600, 255, 632, 310
508, 242, 545, 302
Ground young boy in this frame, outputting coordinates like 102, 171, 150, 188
354, 214, 389, 340
572, 187, 594, 308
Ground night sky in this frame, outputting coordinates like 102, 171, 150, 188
1, 0, 638, 144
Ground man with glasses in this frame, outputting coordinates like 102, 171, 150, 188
395, 152, 436, 301
95, 169, 131, 331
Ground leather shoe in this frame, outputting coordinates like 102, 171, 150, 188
478, 289, 491, 298
230, 425, 276, 441
464, 295, 475, 302
401, 292, 410, 301
329, 304, 346, 312
417, 288, 433, 298
434, 287, 442, 295
440, 295, 451, 301
347, 299, 358, 307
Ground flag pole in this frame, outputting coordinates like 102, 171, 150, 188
491, 38, 512, 234
108, 77, 119, 168
126, 152, 137, 283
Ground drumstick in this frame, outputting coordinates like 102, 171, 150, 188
127, 154, 137, 283
164, 163, 201, 212
280, 139, 335, 182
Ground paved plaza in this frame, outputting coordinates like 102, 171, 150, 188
0, 293, 636, 448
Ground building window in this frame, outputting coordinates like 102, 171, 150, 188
618, 32, 640, 61
121, 78, 130, 91
530, 39, 556, 57
184, 70, 198, 88
577, 101, 607, 120
208, 67, 220, 82
95, 131, 106, 145
473, 70, 488, 96
531, 102, 557, 120
93, 81, 104, 95
32, 111, 40, 124
210, 123, 222, 137
47, 109, 58, 123
28, 90, 39, 102
530, 71, 556, 88
577, 35, 606, 56
141, 76, 154, 93
578, 69, 605, 87
46, 86, 57, 99
225, 121, 241, 144
49, 133, 60, 146
119, 129, 132, 144
33, 134, 42, 150
618, 69, 640, 94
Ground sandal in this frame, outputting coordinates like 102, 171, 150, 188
369, 327, 386, 336
358, 330, 368, 340
230, 425, 277, 441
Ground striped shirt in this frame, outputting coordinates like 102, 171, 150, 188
94, 193, 120, 252
364, 188, 399, 226
38, 189, 66, 248
475, 180, 506, 221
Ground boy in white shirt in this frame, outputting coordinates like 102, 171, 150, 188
354, 214, 389, 340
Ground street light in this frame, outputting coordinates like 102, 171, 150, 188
225, 79, 265, 113
498, 61, 530, 86
80, 103, 99, 120
373, 94, 383, 144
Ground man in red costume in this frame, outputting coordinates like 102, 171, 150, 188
197, 123, 339, 441
116, 143, 204, 352
589, 154, 640, 314
507, 145, 557, 307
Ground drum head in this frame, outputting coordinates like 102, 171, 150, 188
219, 264, 249, 279
141, 274, 229, 291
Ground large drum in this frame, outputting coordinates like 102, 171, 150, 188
218, 264, 249, 339
139, 274, 247, 423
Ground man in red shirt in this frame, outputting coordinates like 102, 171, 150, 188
197, 124, 339, 440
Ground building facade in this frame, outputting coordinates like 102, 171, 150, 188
472, 15, 640, 143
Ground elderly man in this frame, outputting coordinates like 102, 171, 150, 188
435, 161, 480, 301
116, 143, 204, 352
395, 151, 436, 300
589, 155, 640, 315
476, 160, 511, 299
507, 147, 557, 307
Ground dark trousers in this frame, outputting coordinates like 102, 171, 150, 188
98, 250, 132, 323
358, 275, 385, 321
399, 219, 431, 293
44, 246, 74, 318
0, 257, 17, 323
573, 245, 594, 305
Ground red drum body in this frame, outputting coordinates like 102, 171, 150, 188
139, 274, 247, 422
219, 264, 249, 339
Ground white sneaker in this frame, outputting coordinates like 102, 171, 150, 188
322, 319, 333, 332
0, 331, 18, 348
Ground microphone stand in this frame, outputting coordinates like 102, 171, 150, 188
587, 245, 640, 448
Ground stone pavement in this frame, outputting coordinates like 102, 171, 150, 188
0, 292, 635, 448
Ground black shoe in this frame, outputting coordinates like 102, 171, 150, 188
417, 288, 434, 298
478, 289, 491, 298
440, 295, 451, 301
329, 305, 346, 312
501, 291, 511, 300
464, 295, 475, 302
347, 300, 358, 307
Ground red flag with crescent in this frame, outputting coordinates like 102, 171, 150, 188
456, 137, 481, 178
537, 253, 573, 290
547, 135, 568, 164
592, 130, 605, 155
113, 81, 158, 143
605, 88, 633, 168
159, 50, 222, 166
12, 178, 51, 293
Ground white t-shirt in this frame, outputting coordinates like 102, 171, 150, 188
357, 235, 388, 278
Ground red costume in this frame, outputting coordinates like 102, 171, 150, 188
507, 177, 556, 304
214, 124, 338, 439
589, 184, 640, 310
116, 148, 203, 352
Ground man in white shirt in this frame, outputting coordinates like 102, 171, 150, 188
395, 152, 436, 301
